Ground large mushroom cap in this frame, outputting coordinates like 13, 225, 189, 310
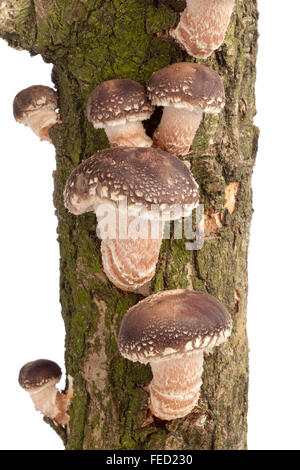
13, 85, 58, 122
118, 289, 232, 363
18, 359, 62, 391
86, 79, 154, 128
147, 62, 225, 113
64, 147, 199, 218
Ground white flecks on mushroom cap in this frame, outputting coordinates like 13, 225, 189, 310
118, 289, 232, 364
64, 147, 199, 222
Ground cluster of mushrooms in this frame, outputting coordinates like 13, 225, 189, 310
16, 2, 235, 430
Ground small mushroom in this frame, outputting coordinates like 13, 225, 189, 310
170, 0, 235, 59
118, 289, 232, 421
86, 79, 154, 148
13, 85, 58, 142
18, 359, 71, 427
64, 147, 199, 292
147, 63, 225, 156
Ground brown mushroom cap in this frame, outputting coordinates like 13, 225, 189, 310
118, 289, 232, 363
13, 85, 58, 122
147, 62, 225, 113
64, 147, 199, 218
86, 79, 154, 128
18, 359, 62, 391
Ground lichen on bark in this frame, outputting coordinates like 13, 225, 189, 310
0, 0, 259, 450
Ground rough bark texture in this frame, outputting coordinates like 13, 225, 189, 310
0, 0, 259, 450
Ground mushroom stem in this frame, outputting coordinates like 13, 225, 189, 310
149, 350, 204, 420
25, 109, 58, 142
28, 380, 70, 426
100, 215, 164, 292
170, 0, 235, 59
153, 106, 203, 156
104, 121, 152, 148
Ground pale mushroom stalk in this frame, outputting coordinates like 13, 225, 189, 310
104, 120, 153, 148
149, 350, 204, 420
24, 108, 58, 142
28, 379, 70, 426
170, 0, 235, 59
101, 237, 162, 292
99, 213, 164, 292
153, 107, 203, 156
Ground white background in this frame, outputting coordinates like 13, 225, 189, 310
0, 1, 299, 450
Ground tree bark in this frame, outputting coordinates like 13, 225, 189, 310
0, 0, 259, 450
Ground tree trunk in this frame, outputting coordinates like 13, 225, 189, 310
0, 0, 259, 450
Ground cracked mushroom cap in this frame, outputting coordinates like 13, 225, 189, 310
64, 147, 199, 219
118, 289, 232, 364
18, 359, 62, 392
86, 79, 154, 128
13, 85, 58, 122
147, 62, 225, 113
